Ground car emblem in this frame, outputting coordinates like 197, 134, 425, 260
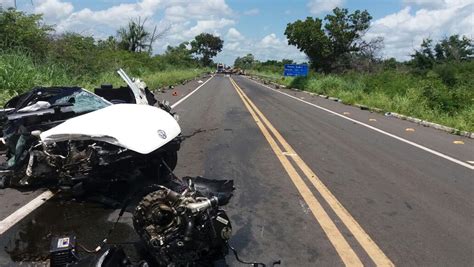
157, 130, 167, 139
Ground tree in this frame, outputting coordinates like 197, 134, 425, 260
48, 33, 101, 76
0, 8, 53, 57
190, 33, 223, 66
410, 38, 436, 71
117, 17, 150, 52
349, 36, 384, 72
97, 36, 120, 51
281, 59, 295, 65
434, 35, 473, 61
117, 17, 167, 53
382, 57, 398, 70
234, 53, 255, 69
357, 37, 384, 60
284, 7, 372, 72
161, 42, 197, 68
410, 35, 472, 73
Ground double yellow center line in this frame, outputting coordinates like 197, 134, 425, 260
229, 77, 394, 266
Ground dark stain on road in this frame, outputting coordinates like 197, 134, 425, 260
181, 128, 219, 140
2, 198, 136, 263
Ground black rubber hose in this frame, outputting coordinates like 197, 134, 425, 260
228, 243, 281, 267
183, 215, 195, 242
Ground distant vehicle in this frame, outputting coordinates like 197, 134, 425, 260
217, 63, 224, 73
231, 68, 245, 75
224, 66, 232, 74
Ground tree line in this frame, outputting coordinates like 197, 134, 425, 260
233, 8, 473, 131
0, 8, 224, 78
234, 8, 473, 76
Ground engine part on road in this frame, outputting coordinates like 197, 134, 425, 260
49, 235, 78, 266
46, 177, 235, 267
133, 177, 234, 266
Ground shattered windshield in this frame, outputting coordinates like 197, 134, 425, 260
16, 88, 111, 114
54, 90, 111, 113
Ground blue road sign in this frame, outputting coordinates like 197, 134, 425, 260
284, 64, 309, 77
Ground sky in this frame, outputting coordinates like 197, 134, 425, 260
1, 0, 472, 65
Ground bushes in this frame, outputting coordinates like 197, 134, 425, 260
249, 65, 473, 132
0, 9, 53, 58
0, 8, 212, 105
0, 51, 209, 105
0, 51, 73, 94
433, 64, 456, 86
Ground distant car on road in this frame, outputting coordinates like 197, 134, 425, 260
216, 63, 224, 73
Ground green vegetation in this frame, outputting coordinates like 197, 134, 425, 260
284, 8, 373, 73
190, 33, 224, 66
236, 8, 473, 132
0, 51, 208, 100
248, 61, 474, 132
0, 9, 220, 105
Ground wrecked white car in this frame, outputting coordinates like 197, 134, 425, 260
0, 69, 181, 191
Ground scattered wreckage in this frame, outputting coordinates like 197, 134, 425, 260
0, 69, 181, 192
0, 70, 278, 266
0, 69, 238, 266
50, 177, 235, 267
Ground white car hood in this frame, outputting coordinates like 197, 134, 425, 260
40, 104, 181, 154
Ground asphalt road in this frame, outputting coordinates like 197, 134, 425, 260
0, 74, 473, 266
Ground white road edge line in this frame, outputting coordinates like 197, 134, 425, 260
171, 75, 214, 108
0, 76, 215, 235
0, 190, 55, 235
245, 77, 474, 170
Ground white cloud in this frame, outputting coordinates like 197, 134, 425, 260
164, 5, 187, 22
42, 0, 234, 37
259, 33, 281, 48
367, 0, 474, 60
179, 18, 234, 39
27, 0, 237, 52
54, 0, 162, 35
163, 0, 233, 23
243, 8, 259, 16
225, 42, 240, 51
403, 0, 446, 8
255, 33, 306, 61
307, 0, 344, 15
34, 0, 73, 22
0, 0, 13, 8
226, 27, 244, 41
216, 31, 307, 65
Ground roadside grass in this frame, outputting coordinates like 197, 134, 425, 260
248, 68, 474, 132
141, 69, 209, 89
0, 52, 75, 100
0, 51, 209, 105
